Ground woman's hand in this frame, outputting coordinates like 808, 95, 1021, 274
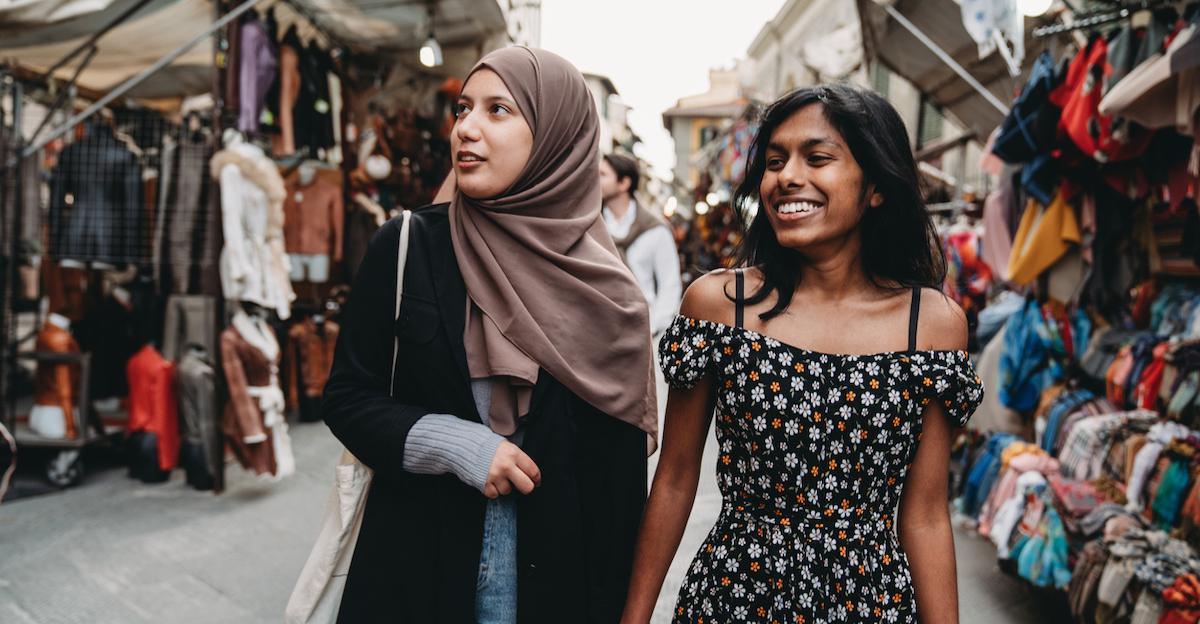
484, 440, 541, 498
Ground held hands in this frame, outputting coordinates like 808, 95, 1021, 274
484, 440, 541, 499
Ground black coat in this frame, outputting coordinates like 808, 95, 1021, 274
323, 204, 647, 623
49, 123, 145, 265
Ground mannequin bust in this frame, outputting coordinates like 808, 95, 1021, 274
111, 286, 132, 309
47, 312, 71, 331
222, 128, 244, 148
297, 162, 317, 187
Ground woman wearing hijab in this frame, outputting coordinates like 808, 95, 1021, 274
322, 46, 657, 623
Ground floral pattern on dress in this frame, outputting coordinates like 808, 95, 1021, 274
659, 315, 984, 623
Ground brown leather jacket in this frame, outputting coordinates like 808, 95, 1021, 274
284, 317, 339, 408
219, 324, 278, 476
282, 177, 344, 260
33, 323, 81, 431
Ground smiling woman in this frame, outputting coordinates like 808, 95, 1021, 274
622, 84, 983, 624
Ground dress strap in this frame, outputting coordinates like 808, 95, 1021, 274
735, 270, 745, 329
908, 287, 921, 352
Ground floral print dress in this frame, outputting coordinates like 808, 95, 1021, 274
659, 302, 983, 623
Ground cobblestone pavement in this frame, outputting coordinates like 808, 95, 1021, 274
1, 420, 1065, 623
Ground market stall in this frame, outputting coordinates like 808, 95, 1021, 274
947, 3, 1200, 620
0, 0, 506, 493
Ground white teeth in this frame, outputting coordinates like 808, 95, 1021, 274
460, 155, 481, 162
778, 201, 820, 215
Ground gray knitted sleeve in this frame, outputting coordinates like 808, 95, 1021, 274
402, 414, 503, 492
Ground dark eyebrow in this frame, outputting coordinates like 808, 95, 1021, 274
766, 137, 841, 152
457, 94, 519, 109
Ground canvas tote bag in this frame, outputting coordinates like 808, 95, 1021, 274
285, 210, 411, 623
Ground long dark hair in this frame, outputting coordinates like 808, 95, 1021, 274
731, 83, 946, 320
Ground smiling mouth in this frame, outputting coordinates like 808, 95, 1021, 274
776, 201, 823, 215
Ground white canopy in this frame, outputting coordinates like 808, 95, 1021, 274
0, 0, 507, 99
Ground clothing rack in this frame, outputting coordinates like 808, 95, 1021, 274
1033, 0, 1180, 38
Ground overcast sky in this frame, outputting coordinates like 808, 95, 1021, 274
540, 0, 786, 181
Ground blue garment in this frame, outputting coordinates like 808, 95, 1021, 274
977, 291, 1024, 348
999, 299, 1091, 413
476, 496, 518, 623
961, 433, 1018, 518
1034, 507, 1072, 589
1015, 496, 1072, 589
1041, 390, 1095, 452
999, 300, 1049, 412
993, 51, 1058, 164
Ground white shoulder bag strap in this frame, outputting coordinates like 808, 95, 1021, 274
284, 210, 413, 624
390, 209, 412, 396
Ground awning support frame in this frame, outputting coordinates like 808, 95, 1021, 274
881, 3, 1011, 116
20, 0, 269, 158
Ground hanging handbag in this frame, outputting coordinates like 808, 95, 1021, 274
285, 210, 412, 624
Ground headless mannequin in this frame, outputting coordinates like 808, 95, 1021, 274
31, 313, 80, 439
48, 312, 70, 332
297, 162, 317, 187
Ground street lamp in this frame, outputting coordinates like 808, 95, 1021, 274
695, 201, 710, 216
664, 196, 677, 218
705, 191, 719, 206
1017, 0, 1054, 16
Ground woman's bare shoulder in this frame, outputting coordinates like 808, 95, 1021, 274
679, 268, 762, 327
679, 270, 733, 322
916, 287, 968, 351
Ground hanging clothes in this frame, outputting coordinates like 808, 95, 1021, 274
126, 344, 181, 473
283, 315, 339, 422
220, 311, 294, 478
282, 175, 343, 262
1050, 31, 1157, 163
238, 18, 278, 135
178, 347, 220, 491
211, 142, 295, 319
993, 50, 1061, 164
72, 290, 139, 400
48, 122, 145, 265
1008, 192, 1082, 287
158, 129, 217, 294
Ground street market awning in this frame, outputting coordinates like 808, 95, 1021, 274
291, 0, 506, 55
0, 0, 216, 99
0, 0, 507, 99
857, 0, 1055, 141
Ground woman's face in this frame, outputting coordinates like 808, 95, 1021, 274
758, 104, 880, 253
452, 68, 534, 199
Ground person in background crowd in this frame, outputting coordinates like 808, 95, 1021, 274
322, 46, 656, 623
622, 84, 984, 623
600, 153, 683, 339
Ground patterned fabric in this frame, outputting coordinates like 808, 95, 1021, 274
658, 315, 984, 623
1058, 411, 1157, 481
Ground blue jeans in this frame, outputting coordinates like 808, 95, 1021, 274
476, 496, 518, 623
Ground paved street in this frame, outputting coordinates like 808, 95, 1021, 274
1, 419, 1064, 623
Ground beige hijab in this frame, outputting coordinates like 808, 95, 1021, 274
449, 46, 657, 449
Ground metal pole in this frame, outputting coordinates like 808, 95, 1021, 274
22, 0, 268, 158
2, 77, 22, 432
882, 4, 1011, 116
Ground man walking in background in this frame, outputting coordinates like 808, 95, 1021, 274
600, 153, 682, 418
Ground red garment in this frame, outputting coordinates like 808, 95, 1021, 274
1136, 342, 1170, 410
126, 345, 180, 471
1161, 573, 1200, 624
1051, 37, 1154, 163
